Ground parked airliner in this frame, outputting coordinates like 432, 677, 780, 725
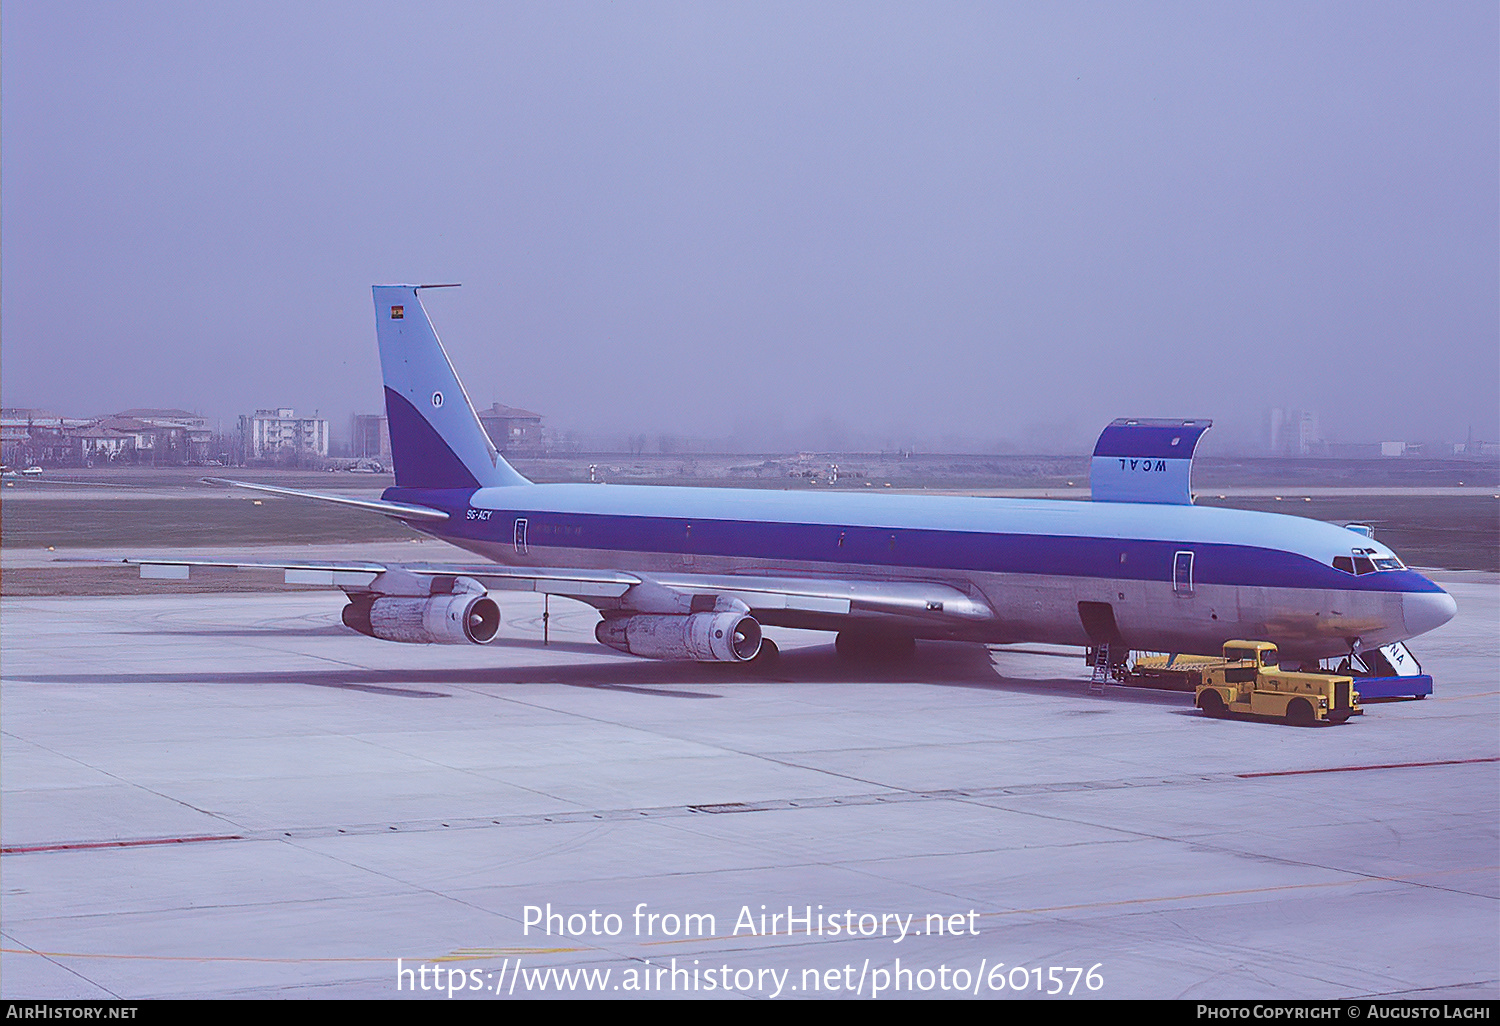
136, 284, 1456, 667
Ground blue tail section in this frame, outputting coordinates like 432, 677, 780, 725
372, 285, 530, 490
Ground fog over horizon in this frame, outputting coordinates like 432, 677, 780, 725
3, 3, 1496, 455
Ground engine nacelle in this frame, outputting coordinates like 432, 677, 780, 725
595, 612, 762, 662
343, 593, 501, 645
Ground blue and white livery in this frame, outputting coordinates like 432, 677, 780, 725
147, 285, 1456, 666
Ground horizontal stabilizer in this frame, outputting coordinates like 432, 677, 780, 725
1090, 419, 1211, 505
201, 478, 449, 521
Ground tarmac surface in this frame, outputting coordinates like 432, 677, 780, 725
1, 572, 1495, 999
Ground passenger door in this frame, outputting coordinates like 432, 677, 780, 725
1173, 550, 1194, 596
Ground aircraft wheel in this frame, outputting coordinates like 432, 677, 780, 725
1286, 698, 1315, 726
1197, 690, 1227, 718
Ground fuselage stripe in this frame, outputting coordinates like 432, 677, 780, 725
385, 489, 1437, 594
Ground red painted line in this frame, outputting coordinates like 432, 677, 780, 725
2, 834, 242, 855
1238, 756, 1498, 779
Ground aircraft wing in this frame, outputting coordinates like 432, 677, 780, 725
134, 477, 994, 631
125, 557, 639, 599
121, 557, 993, 623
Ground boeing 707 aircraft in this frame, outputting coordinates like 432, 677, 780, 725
134, 285, 1456, 670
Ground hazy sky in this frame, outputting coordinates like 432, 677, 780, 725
3, 2, 1496, 452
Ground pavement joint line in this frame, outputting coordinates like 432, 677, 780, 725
7, 757, 1492, 854
0, 931, 121, 997
1237, 756, 1499, 778
0, 733, 245, 834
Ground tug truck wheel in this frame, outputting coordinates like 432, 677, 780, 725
1197, 689, 1227, 718
1286, 698, 1315, 726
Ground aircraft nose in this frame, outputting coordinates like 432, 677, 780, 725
1403, 587, 1457, 638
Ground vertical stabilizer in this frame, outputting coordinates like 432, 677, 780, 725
1090, 418, 1211, 504
372, 285, 530, 489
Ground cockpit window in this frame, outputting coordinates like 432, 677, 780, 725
1335, 550, 1401, 574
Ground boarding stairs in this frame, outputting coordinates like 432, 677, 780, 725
1089, 642, 1112, 693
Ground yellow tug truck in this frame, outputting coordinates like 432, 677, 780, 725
1134, 641, 1362, 725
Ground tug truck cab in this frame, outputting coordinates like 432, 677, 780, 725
1195, 641, 1362, 725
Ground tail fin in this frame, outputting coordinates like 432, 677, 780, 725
372, 285, 530, 489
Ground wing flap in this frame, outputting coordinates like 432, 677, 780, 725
648, 573, 993, 622
283, 568, 381, 587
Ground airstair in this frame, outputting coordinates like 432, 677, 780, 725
1089, 642, 1112, 693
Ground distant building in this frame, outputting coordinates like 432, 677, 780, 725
344, 403, 545, 458
1453, 428, 1500, 458
1, 409, 60, 465
477, 403, 544, 454
1324, 442, 1382, 459
2, 408, 98, 466
239, 408, 329, 461
1381, 441, 1406, 457
91, 417, 162, 458
1267, 408, 1321, 456
350, 413, 392, 462
70, 425, 137, 463
0, 423, 28, 465
113, 409, 212, 462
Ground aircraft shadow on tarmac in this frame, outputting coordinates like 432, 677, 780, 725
8, 638, 1193, 707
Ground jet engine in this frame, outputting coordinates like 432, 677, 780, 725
342, 593, 501, 645
595, 612, 762, 662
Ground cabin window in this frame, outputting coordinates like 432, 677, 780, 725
1224, 647, 1255, 662
1333, 556, 1355, 574
1260, 649, 1279, 667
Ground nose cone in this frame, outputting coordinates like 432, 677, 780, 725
1403, 587, 1458, 639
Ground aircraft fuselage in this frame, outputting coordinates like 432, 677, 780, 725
384, 481, 1455, 661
